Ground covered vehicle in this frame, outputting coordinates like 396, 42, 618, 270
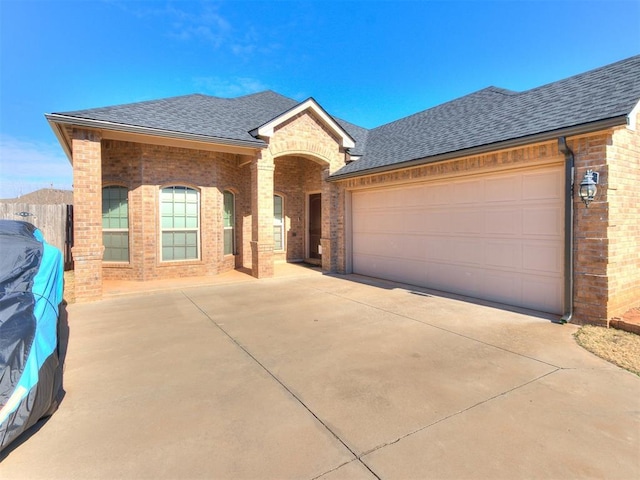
0, 220, 64, 452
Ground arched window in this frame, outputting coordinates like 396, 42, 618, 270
160, 186, 200, 261
102, 186, 129, 262
223, 190, 235, 255
274, 194, 284, 251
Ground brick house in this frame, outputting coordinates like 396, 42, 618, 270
46, 55, 640, 325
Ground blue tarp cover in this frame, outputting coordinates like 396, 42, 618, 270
0, 220, 64, 452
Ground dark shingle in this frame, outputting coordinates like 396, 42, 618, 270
54, 55, 640, 178
335, 55, 640, 176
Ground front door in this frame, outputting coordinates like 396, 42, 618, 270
309, 193, 322, 260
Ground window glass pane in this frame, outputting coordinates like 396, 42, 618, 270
274, 225, 283, 250
223, 191, 235, 255
160, 186, 199, 261
224, 229, 233, 255
161, 203, 173, 216
174, 202, 185, 216
273, 195, 284, 250
103, 232, 129, 262
274, 195, 283, 220
162, 216, 174, 229
185, 232, 197, 247
102, 187, 129, 262
186, 203, 198, 216
174, 232, 186, 246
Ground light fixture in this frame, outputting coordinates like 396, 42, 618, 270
578, 169, 599, 208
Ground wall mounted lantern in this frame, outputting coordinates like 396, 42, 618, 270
578, 169, 599, 208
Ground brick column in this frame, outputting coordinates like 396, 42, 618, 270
321, 167, 344, 273
71, 129, 104, 301
250, 152, 275, 278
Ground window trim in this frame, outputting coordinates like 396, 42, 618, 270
159, 185, 201, 262
102, 185, 130, 263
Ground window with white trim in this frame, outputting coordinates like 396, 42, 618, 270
102, 186, 129, 262
274, 194, 284, 251
223, 190, 235, 255
160, 186, 199, 261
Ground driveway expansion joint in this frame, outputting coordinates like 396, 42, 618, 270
181, 291, 383, 480
359, 367, 562, 458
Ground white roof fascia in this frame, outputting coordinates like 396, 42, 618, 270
252, 98, 356, 149
627, 99, 640, 131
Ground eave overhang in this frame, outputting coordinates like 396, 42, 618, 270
328, 115, 629, 182
249, 98, 356, 149
45, 113, 266, 161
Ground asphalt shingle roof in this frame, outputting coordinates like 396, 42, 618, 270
53, 55, 640, 177
59, 90, 299, 145
337, 54, 640, 176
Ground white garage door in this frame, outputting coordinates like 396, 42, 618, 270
351, 165, 564, 314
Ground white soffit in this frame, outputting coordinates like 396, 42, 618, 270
252, 98, 356, 149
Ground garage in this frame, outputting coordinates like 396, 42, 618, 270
351, 164, 565, 314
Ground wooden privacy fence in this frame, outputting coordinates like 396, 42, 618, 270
0, 203, 74, 270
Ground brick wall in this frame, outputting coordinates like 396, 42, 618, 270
71, 129, 104, 301
606, 120, 640, 320
569, 133, 610, 324
101, 140, 250, 282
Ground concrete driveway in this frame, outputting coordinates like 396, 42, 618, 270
1, 267, 639, 479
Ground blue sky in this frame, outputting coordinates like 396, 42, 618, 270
1, 0, 638, 198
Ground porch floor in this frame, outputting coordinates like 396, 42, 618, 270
102, 262, 322, 299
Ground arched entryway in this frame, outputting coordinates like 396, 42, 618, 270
273, 154, 327, 265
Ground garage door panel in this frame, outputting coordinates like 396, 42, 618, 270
451, 210, 484, 234
522, 170, 563, 200
485, 176, 521, 202
485, 209, 521, 235
424, 184, 451, 205
424, 211, 451, 233
356, 253, 426, 286
451, 238, 484, 266
522, 206, 563, 236
404, 209, 428, 234
521, 276, 562, 312
485, 241, 522, 269
453, 180, 484, 204
522, 242, 563, 273
482, 271, 523, 304
352, 165, 564, 314
424, 237, 451, 261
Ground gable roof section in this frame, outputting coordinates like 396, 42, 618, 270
47, 91, 299, 150
46, 55, 640, 176
250, 98, 356, 149
332, 54, 640, 178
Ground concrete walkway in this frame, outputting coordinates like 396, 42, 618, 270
1, 266, 639, 479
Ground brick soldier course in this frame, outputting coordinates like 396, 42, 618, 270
46, 56, 640, 325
